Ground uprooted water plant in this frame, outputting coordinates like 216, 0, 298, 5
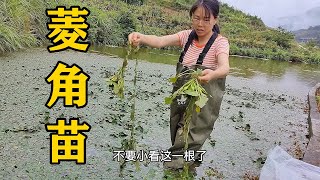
165, 68, 210, 178
106, 42, 140, 176
107, 42, 139, 99
107, 41, 211, 178
165, 69, 209, 113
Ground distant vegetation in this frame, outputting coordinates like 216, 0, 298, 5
294, 25, 320, 46
0, 0, 319, 64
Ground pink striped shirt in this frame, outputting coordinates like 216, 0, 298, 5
176, 30, 229, 70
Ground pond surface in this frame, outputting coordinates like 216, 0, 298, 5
93, 46, 320, 99
0, 48, 316, 179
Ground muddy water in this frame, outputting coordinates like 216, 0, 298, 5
0, 48, 318, 179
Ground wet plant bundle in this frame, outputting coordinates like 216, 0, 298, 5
165, 69, 209, 149
165, 69, 209, 113
165, 69, 210, 176
106, 42, 141, 175
107, 42, 139, 99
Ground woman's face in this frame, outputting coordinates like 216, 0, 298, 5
191, 6, 216, 38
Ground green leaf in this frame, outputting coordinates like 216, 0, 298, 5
196, 69, 202, 75
123, 60, 128, 68
169, 77, 177, 83
107, 80, 114, 86
113, 84, 119, 94
184, 89, 199, 96
196, 106, 201, 113
183, 83, 191, 91
195, 95, 208, 108
110, 75, 118, 82
165, 97, 173, 104
190, 83, 195, 91
118, 78, 124, 87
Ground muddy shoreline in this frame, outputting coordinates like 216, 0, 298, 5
0, 48, 309, 179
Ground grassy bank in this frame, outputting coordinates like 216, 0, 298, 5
0, 0, 320, 64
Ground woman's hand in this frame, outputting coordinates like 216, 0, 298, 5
198, 69, 214, 84
128, 32, 143, 47
198, 54, 230, 84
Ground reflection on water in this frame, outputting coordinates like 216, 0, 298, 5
229, 56, 320, 97
92, 46, 320, 98
92, 46, 178, 65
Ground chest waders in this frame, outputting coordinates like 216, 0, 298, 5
168, 30, 226, 157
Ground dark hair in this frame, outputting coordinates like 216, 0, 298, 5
189, 0, 220, 34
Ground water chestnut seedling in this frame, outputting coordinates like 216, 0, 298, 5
107, 42, 139, 99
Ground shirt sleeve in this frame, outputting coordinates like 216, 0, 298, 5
175, 30, 192, 48
215, 36, 230, 57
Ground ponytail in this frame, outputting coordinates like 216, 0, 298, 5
213, 24, 220, 34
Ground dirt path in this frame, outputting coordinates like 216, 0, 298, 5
0, 48, 309, 179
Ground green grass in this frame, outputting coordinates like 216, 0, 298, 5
0, 0, 320, 64
0, 0, 47, 52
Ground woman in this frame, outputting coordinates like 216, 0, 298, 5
128, 0, 229, 169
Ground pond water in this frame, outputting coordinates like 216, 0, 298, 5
93, 46, 320, 99
0, 48, 317, 179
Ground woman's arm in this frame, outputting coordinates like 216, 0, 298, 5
198, 53, 230, 83
128, 32, 180, 48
